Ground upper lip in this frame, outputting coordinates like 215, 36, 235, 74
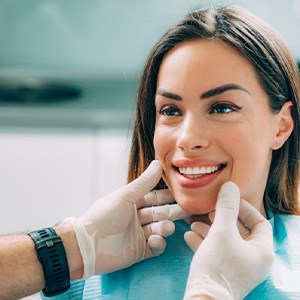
172, 158, 226, 168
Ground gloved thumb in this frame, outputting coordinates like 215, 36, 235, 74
120, 160, 163, 204
214, 181, 240, 226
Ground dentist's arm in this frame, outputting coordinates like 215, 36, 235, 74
0, 161, 186, 300
0, 222, 81, 300
184, 182, 275, 300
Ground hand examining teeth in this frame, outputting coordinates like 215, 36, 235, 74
63, 160, 190, 279
137, 188, 190, 255
185, 210, 252, 252
184, 181, 274, 300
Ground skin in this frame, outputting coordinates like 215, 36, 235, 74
154, 39, 293, 215
0, 222, 83, 300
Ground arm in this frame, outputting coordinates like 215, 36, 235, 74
0, 161, 187, 299
0, 222, 82, 300
0, 234, 43, 299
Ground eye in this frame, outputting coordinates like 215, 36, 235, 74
210, 103, 241, 114
159, 105, 181, 117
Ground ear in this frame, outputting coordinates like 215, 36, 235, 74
271, 101, 294, 150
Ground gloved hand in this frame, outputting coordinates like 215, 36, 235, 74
64, 160, 188, 279
184, 182, 275, 300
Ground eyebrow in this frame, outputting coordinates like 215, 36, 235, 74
156, 83, 251, 101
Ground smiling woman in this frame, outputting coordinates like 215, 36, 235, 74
44, 5, 300, 300
153, 39, 293, 216
128, 8, 300, 217
124, 5, 300, 299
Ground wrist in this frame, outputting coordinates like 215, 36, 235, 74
184, 274, 233, 300
54, 221, 83, 280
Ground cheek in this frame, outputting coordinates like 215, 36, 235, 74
154, 127, 175, 184
227, 138, 272, 209
153, 127, 171, 161
153, 130, 161, 160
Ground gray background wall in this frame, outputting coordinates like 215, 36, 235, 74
0, 0, 299, 79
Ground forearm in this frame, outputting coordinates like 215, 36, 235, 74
0, 234, 44, 299
0, 222, 83, 300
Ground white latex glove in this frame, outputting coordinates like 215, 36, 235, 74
64, 160, 188, 279
184, 181, 275, 300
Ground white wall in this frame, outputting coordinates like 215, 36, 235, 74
0, 128, 129, 234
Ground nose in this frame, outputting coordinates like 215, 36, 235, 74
176, 115, 210, 152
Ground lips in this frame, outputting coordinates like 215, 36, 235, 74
171, 159, 226, 188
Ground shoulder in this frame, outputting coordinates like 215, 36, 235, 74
274, 213, 300, 223
273, 213, 300, 244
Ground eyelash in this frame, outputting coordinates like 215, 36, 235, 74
159, 105, 181, 116
209, 103, 241, 114
158, 103, 241, 116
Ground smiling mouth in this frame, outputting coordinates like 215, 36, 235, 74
174, 164, 226, 178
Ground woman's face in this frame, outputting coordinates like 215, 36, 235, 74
154, 40, 282, 215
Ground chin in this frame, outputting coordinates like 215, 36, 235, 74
175, 195, 217, 215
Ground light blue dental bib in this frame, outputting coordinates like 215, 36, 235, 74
43, 214, 300, 300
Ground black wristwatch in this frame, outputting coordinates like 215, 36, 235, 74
28, 227, 71, 296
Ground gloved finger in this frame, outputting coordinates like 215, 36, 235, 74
190, 221, 211, 239
136, 189, 174, 209
184, 231, 203, 252
239, 198, 266, 229
185, 214, 211, 225
208, 211, 215, 223
138, 203, 190, 225
144, 235, 166, 258
239, 199, 273, 243
120, 160, 163, 204
143, 220, 175, 239
210, 209, 250, 239
214, 181, 240, 227
237, 217, 251, 240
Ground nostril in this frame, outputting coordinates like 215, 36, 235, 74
177, 141, 208, 151
176, 130, 209, 151
192, 145, 203, 150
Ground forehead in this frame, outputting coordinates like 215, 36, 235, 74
157, 39, 261, 93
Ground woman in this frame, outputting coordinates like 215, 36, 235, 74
44, 6, 299, 300
128, 5, 300, 299
129, 7, 299, 216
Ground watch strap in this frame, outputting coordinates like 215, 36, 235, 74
28, 227, 71, 296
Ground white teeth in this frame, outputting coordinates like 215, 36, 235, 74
186, 167, 193, 174
179, 165, 221, 176
193, 166, 200, 174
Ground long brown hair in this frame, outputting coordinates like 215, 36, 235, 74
128, 7, 300, 215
